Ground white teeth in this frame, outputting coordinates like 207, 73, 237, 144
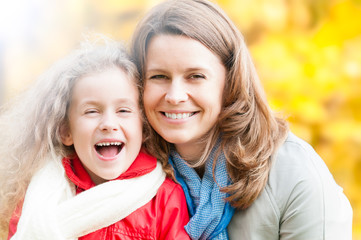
96, 142, 122, 147
165, 112, 192, 119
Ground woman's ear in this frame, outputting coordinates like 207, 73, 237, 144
60, 123, 73, 146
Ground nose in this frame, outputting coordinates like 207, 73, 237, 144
164, 80, 188, 105
99, 112, 119, 132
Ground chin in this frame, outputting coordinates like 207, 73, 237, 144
163, 136, 191, 145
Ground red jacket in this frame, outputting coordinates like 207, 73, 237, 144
8, 151, 190, 240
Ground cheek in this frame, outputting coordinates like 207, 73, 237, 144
70, 119, 96, 140
198, 84, 223, 107
127, 120, 144, 150
136, 117, 144, 135
143, 83, 159, 110
212, 79, 226, 109
127, 116, 143, 138
142, 98, 152, 120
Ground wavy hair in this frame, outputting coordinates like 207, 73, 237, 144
0, 36, 139, 234
131, 0, 288, 209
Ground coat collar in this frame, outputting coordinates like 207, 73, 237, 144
62, 150, 157, 191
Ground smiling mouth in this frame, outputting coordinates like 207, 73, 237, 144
95, 142, 124, 158
162, 112, 197, 120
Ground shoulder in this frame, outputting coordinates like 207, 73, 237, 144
270, 132, 327, 185
7, 202, 23, 240
271, 131, 337, 184
229, 132, 353, 239
269, 131, 340, 191
268, 132, 337, 212
153, 178, 190, 239
154, 178, 188, 215
268, 132, 352, 239
156, 178, 187, 203
273, 131, 327, 173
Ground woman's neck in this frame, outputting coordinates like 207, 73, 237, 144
194, 165, 205, 178
174, 142, 206, 178
175, 142, 203, 162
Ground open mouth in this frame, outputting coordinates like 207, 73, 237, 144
162, 112, 198, 120
95, 142, 124, 158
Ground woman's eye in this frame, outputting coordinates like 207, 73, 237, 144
190, 74, 205, 79
149, 74, 167, 80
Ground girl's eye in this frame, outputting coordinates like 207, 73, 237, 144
84, 109, 98, 114
118, 108, 131, 113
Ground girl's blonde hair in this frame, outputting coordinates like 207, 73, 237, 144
131, 0, 288, 209
0, 36, 139, 234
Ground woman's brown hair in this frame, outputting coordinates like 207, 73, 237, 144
131, 0, 288, 209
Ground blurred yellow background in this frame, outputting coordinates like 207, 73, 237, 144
1, 0, 360, 238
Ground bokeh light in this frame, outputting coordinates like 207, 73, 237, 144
1, 0, 360, 238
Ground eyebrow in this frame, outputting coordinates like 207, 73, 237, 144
79, 98, 138, 107
146, 66, 211, 73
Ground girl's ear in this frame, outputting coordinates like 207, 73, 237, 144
60, 123, 73, 146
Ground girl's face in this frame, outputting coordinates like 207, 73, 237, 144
144, 34, 226, 160
61, 67, 143, 185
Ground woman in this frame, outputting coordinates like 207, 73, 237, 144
130, 0, 353, 239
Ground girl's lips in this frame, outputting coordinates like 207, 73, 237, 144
94, 140, 124, 161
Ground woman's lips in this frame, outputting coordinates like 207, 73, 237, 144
163, 112, 196, 119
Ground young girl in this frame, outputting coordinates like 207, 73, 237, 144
0, 37, 190, 239
131, 0, 353, 239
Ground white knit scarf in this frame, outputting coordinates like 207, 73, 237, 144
11, 156, 166, 240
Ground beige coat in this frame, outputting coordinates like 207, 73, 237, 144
228, 132, 353, 240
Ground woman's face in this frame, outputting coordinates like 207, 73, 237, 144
144, 34, 226, 159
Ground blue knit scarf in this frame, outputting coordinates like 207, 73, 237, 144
169, 142, 235, 240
